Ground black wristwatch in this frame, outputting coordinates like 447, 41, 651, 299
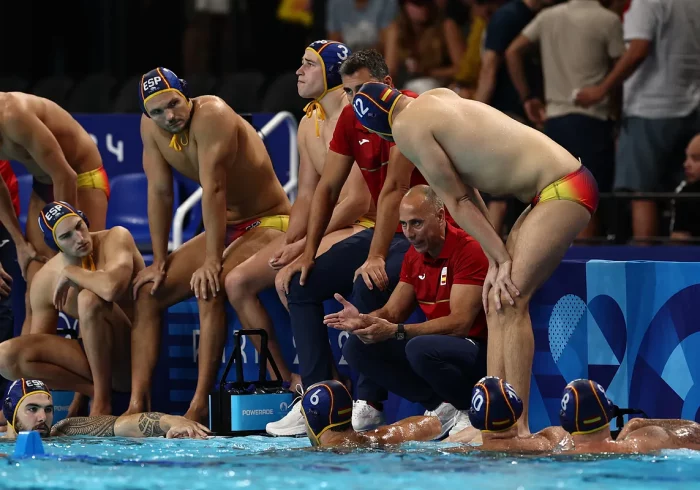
395, 323, 406, 340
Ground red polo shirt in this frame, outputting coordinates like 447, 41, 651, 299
399, 223, 488, 340
0, 161, 19, 217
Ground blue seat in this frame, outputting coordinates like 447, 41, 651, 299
17, 174, 32, 233
106, 173, 180, 251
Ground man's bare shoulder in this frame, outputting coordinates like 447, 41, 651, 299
0, 92, 34, 126
30, 259, 61, 298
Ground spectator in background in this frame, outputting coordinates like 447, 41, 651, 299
326, 0, 398, 51
182, 0, 234, 75
670, 134, 700, 242
575, 0, 700, 243
472, 0, 551, 239
384, 0, 462, 92
0, 160, 18, 417
449, 0, 506, 99
505, 0, 624, 238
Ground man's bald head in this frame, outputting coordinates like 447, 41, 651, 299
684, 133, 700, 183
403, 185, 444, 213
400, 185, 446, 257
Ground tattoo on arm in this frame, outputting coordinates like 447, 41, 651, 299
51, 416, 118, 437
138, 412, 164, 437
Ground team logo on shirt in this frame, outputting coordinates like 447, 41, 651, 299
440, 266, 447, 286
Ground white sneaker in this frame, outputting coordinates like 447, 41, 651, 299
352, 400, 385, 432
448, 409, 472, 436
424, 402, 458, 440
265, 385, 307, 437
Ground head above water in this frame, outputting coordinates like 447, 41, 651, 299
400, 185, 446, 257
300, 380, 353, 446
139, 67, 192, 134
3, 379, 53, 438
468, 376, 523, 433
297, 40, 352, 100
37, 201, 92, 256
339, 49, 393, 104
559, 379, 615, 436
352, 82, 404, 142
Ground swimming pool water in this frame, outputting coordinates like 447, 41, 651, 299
1, 436, 700, 490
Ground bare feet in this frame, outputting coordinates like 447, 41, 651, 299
445, 426, 482, 444
123, 396, 150, 416
88, 401, 113, 417
67, 393, 90, 418
289, 373, 303, 393
184, 403, 209, 425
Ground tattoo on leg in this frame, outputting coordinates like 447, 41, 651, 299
138, 412, 164, 437
51, 416, 117, 437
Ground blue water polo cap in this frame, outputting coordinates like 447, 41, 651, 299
306, 40, 351, 96
37, 201, 89, 251
352, 82, 404, 140
560, 379, 615, 435
301, 380, 353, 445
139, 67, 189, 116
3, 379, 51, 431
468, 376, 523, 432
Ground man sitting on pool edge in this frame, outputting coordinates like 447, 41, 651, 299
300, 380, 441, 446
2, 378, 209, 439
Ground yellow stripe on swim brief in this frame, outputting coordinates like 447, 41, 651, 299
354, 216, 375, 229
257, 215, 289, 233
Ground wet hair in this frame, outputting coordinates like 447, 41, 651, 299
339, 49, 390, 79
406, 185, 444, 214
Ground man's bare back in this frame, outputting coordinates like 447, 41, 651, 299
33, 227, 144, 319
0, 92, 101, 182
392, 88, 580, 203
141, 95, 290, 223
478, 427, 573, 453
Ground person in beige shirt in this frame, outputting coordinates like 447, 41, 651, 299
506, 0, 624, 237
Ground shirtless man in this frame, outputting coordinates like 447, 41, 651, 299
2, 378, 209, 439
560, 379, 700, 453
300, 380, 441, 447
0, 92, 110, 331
130, 68, 291, 422
0, 202, 144, 415
450, 376, 572, 452
224, 41, 372, 391
351, 84, 599, 433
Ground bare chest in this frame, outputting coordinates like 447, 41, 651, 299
155, 134, 200, 182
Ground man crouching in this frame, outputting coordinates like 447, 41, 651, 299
0, 201, 145, 416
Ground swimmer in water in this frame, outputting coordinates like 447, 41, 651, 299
451, 376, 572, 453
0, 92, 110, 333
1, 378, 208, 439
0, 201, 146, 416
300, 380, 441, 447
130, 67, 291, 423
350, 83, 599, 434
561, 379, 700, 453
